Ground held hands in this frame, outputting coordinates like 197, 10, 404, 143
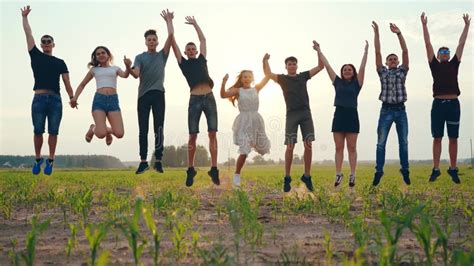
421, 12, 428, 25
312, 40, 321, 52
123, 56, 132, 68
390, 23, 401, 34
185, 16, 197, 26
463, 14, 471, 25
21, 5, 31, 17
160, 9, 174, 21
69, 97, 78, 109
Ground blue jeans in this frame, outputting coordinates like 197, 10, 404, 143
375, 106, 409, 172
31, 94, 62, 135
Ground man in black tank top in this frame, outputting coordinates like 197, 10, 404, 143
421, 12, 470, 184
22, 6, 75, 176
171, 16, 220, 187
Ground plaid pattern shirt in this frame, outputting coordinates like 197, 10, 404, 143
377, 65, 408, 104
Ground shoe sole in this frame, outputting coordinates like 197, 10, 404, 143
136, 166, 150, 174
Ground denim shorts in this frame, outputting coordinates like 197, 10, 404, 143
188, 92, 218, 134
31, 94, 62, 135
92, 93, 121, 113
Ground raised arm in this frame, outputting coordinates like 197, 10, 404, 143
262, 53, 279, 83
390, 23, 409, 68
171, 37, 183, 64
21, 6, 35, 51
117, 56, 131, 78
358, 41, 369, 87
71, 71, 94, 105
220, 74, 239, 98
61, 73, 76, 108
372, 21, 383, 70
421, 12, 435, 62
309, 41, 325, 78
255, 75, 270, 91
312, 40, 336, 83
455, 14, 471, 60
160, 9, 175, 55
185, 16, 206, 57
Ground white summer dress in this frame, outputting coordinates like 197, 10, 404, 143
232, 87, 271, 155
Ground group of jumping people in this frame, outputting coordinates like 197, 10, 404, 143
22, 5, 470, 191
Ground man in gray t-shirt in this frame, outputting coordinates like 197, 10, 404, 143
127, 10, 174, 174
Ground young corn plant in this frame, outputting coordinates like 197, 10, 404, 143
85, 222, 110, 266
324, 231, 334, 265
21, 216, 50, 266
142, 202, 162, 266
171, 216, 190, 261
120, 198, 147, 266
65, 223, 79, 261
8, 239, 20, 266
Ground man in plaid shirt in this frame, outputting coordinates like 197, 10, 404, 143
371, 21, 410, 186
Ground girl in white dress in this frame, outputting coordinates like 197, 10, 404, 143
220, 69, 271, 186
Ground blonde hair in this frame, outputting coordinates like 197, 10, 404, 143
229, 70, 253, 106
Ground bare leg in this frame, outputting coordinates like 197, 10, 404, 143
433, 137, 442, 169
209, 131, 218, 167
448, 138, 458, 168
188, 134, 198, 167
285, 144, 295, 177
34, 135, 43, 159
303, 140, 312, 176
48, 135, 58, 160
333, 132, 345, 174
235, 154, 247, 174
346, 133, 359, 175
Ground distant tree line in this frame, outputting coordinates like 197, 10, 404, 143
151, 144, 210, 167
0, 155, 124, 168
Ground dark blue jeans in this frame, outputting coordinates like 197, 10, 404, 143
375, 106, 409, 172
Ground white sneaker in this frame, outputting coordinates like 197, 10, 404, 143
334, 173, 343, 187
349, 174, 356, 187
233, 174, 241, 187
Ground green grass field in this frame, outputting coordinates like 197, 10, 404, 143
0, 164, 473, 265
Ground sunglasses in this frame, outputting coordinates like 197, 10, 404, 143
439, 50, 450, 55
41, 39, 53, 45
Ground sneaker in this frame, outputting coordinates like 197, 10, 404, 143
233, 173, 241, 187
32, 158, 44, 175
186, 167, 197, 187
372, 171, 384, 186
400, 169, 411, 185
208, 167, 220, 185
135, 162, 150, 174
44, 159, 54, 175
334, 173, 343, 187
447, 167, 461, 184
283, 176, 292, 192
429, 168, 441, 182
300, 175, 314, 191
349, 174, 356, 187
154, 161, 164, 173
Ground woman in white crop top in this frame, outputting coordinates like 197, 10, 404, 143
71, 46, 131, 145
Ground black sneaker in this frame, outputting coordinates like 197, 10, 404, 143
429, 168, 441, 182
186, 167, 197, 187
400, 169, 411, 185
447, 167, 461, 184
283, 176, 292, 192
334, 173, 343, 187
135, 162, 150, 174
300, 175, 314, 191
208, 167, 220, 185
154, 161, 164, 173
372, 171, 384, 186
349, 174, 356, 187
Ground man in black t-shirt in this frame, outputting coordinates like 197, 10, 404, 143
171, 16, 219, 187
21, 6, 75, 175
421, 12, 470, 184
263, 42, 324, 192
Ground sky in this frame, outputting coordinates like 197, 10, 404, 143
0, 0, 473, 164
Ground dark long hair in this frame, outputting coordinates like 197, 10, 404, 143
88, 46, 113, 68
229, 70, 253, 106
340, 64, 358, 82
